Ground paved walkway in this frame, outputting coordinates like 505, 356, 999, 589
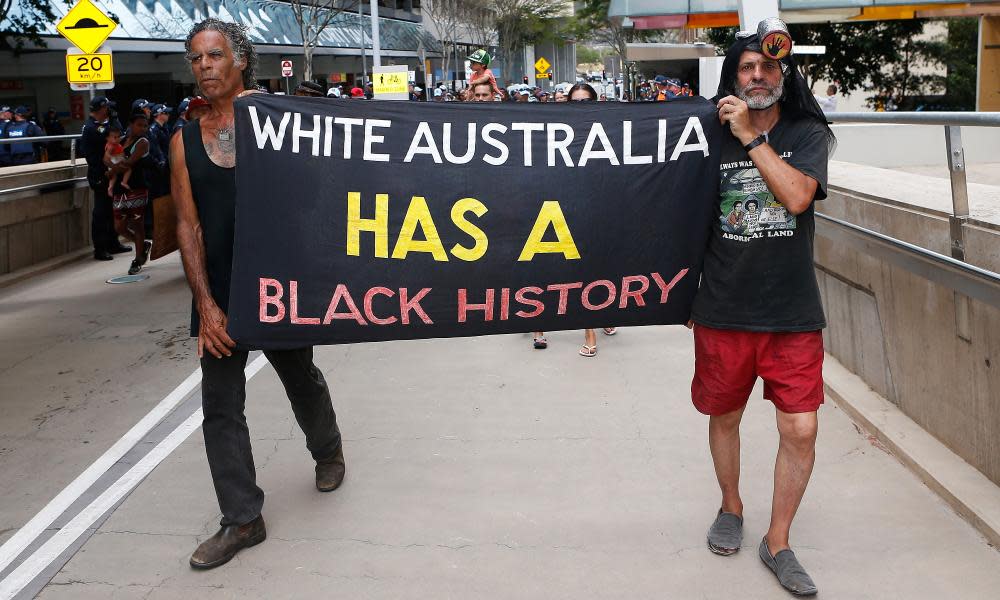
2, 255, 1000, 599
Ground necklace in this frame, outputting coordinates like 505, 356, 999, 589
216, 115, 234, 142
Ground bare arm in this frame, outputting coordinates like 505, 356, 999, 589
718, 95, 818, 216
170, 131, 235, 358
469, 72, 490, 86
745, 144, 817, 216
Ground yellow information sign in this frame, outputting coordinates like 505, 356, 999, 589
65, 51, 114, 84
373, 71, 408, 95
534, 57, 551, 73
57, 0, 117, 55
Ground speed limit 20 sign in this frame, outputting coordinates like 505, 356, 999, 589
65, 48, 114, 84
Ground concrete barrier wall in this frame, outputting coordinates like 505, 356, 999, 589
816, 167, 1000, 486
0, 161, 91, 276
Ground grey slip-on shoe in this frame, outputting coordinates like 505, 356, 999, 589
707, 509, 743, 556
759, 537, 818, 596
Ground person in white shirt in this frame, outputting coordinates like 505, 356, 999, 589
814, 84, 837, 112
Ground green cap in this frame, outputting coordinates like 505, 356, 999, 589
467, 49, 491, 67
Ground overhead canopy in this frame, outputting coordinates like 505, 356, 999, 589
609, 0, 995, 19
626, 43, 718, 61
1, 0, 441, 53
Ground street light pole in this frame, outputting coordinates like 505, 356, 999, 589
359, 1, 367, 85
370, 0, 381, 68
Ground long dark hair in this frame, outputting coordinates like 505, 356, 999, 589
567, 83, 598, 101
715, 34, 835, 152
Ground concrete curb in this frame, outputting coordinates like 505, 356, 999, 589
824, 354, 1000, 549
0, 248, 92, 290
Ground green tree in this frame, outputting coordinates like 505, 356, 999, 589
924, 18, 977, 110
706, 19, 944, 108
0, 0, 58, 51
571, 0, 659, 96
492, 0, 564, 85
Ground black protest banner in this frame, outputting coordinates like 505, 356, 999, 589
228, 94, 722, 349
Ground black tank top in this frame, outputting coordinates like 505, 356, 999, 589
183, 119, 236, 337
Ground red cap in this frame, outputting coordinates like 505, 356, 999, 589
186, 96, 210, 113
350, 87, 365, 98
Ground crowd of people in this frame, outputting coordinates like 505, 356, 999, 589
83, 93, 212, 273
0, 105, 63, 166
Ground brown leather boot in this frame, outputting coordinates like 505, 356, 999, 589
189, 515, 266, 569
315, 444, 346, 492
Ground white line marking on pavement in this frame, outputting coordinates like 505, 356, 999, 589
0, 368, 202, 575
0, 409, 205, 600
0, 353, 269, 596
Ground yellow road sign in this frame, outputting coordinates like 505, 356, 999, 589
57, 0, 117, 55
66, 51, 113, 84
534, 57, 551, 73
536, 72, 551, 79
373, 71, 408, 95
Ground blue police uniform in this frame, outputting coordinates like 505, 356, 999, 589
81, 113, 121, 255
3, 119, 44, 165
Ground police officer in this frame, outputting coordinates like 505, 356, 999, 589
4, 107, 45, 165
81, 96, 130, 260
149, 104, 172, 160
131, 98, 152, 120
0, 106, 11, 167
43, 107, 67, 161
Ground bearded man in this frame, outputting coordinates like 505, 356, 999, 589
687, 23, 835, 596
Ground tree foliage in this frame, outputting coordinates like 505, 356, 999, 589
422, 0, 468, 83
705, 19, 974, 109
571, 0, 655, 72
289, 0, 360, 82
924, 18, 977, 110
0, 0, 57, 51
492, 0, 565, 84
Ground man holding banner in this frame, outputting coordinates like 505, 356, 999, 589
171, 19, 346, 570
690, 22, 835, 596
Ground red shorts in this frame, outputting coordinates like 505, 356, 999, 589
691, 325, 825, 415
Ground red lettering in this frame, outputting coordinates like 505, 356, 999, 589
581, 280, 616, 310
619, 275, 650, 308
363, 286, 397, 325
290, 280, 320, 325
546, 282, 583, 315
259, 278, 285, 323
500, 288, 510, 321
514, 286, 545, 318
458, 289, 495, 323
400, 287, 434, 324
650, 269, 690, 304
322, 284, 367, 325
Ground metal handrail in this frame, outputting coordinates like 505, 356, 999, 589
827, 112, 1000, 127
0, 134, 81, 166
815, 213, 1000, 310
0, 134, 81, 145
819, 111, 1000, 336
0, 176, 88, 198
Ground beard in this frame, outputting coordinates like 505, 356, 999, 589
736, 78, 784, 110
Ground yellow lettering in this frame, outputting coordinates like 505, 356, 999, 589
347, 192, 389, 258
449, 198, 489, 261
517, 201, 580, 261
391, 196, 449, 261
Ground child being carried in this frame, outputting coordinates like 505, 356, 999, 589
104, 125, 132, 195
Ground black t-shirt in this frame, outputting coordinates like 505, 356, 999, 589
691, 114, 829, 332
